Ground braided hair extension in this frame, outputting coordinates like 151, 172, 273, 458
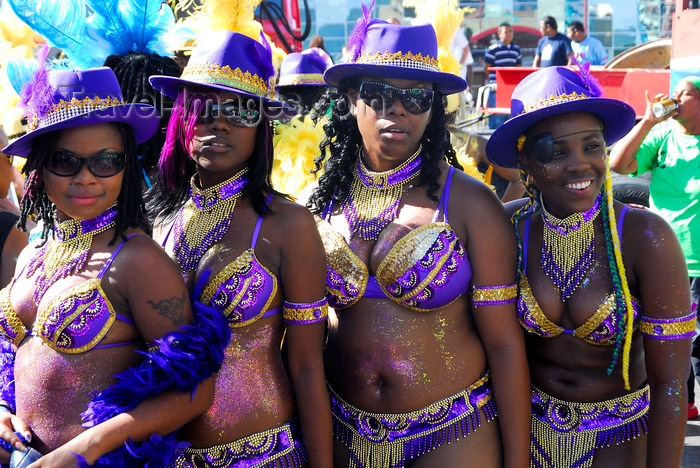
104, 52, 182, 181
19, 123, 149, 244
601, 159, 636, 389
307, 79, 462, 216
148, 89, 278, 224
511, 165, 539, 279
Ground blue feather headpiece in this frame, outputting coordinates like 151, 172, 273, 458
7, 0, 175, 69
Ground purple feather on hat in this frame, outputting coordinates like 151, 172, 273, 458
348, 0, 375, 62
572, 57, 603, 97
19, 45, 53, 122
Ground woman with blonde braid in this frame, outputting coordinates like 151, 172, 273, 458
486, 66, 691, 467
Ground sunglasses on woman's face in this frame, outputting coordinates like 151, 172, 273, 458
47, 149, 126, 177
196, 101, 261, 127
358, 81, 434, 115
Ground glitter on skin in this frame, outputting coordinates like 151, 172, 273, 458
180, 320, 294, 447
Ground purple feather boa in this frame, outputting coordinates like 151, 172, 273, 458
79, 293, 230, 467
19, 45, 53, 123
572, 56, 603, 97
348, 0, 375, 62
0, 340, 15, 413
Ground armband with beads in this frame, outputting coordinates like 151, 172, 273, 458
283, 298, 328, 325
639, 311, 695, 340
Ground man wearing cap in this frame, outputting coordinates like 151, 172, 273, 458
610, 76, 700, 419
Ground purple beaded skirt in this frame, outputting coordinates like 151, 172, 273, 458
168, 420, 306, 468
530, 384, 649, 468
330, 372, 496, 468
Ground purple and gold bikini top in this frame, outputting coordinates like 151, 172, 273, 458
196, 201, 280, 328
0, 236, 137, 354
318, 166, 472, 311
517, 206, 640, 346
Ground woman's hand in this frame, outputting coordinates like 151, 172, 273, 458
0, 411, 32, 463
27, 445, 82, 468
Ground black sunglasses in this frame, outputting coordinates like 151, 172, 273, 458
197, 101, 261, 127
358, 81, 434, 115
47, 150, 126, 177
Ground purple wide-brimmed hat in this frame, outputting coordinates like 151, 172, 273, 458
3, 67, 159, 158
276, 49, 332, 88
324, 19, 466, 95
150, 30, 292, 114
486, 66, 636, 168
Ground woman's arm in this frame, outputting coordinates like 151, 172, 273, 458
630, 209, 690, 468
456, 175, 531, 468
32, 236, 215, 467
0, 226, 28, 288
278, 201, 333, 468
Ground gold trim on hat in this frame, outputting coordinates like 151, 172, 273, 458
29, 96, 126, 132
181, 63, 272, 98
355, 50, 440, 72
277, 73, 325, 86
521, 92, 590, 114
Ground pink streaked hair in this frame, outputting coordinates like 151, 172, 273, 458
159, 91, 207, 190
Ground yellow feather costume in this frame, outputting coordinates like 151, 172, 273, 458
189, 0, 286, 73
271, 115, 326, 200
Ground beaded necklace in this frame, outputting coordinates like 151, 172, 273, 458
540, 192, 601, 300
341, 145, 422, 240
171, 168, 249, 272
26, 204, 118, 303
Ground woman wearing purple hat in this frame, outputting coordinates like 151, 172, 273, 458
308, 12, 530, 468
486, 65, 690, 467
149, 30, 332, 467
0, 66, 226, 466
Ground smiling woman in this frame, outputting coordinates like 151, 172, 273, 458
486, 66, 691, 468
0, 67, 225, 467
308, 16, 531, 468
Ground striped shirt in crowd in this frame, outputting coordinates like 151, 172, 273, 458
484, 42, 522, 83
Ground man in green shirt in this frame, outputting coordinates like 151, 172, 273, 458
610, 75, 700, 419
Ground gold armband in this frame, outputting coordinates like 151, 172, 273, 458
283, 298, 328, 325
471, 283, 517, 307
640, 311, 695, 340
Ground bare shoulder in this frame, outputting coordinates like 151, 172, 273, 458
448, 165, 508, 222
620, 205, 679, 254
112, 229, 182, 279
267, 195, 318, 234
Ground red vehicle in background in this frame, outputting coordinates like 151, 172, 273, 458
255, 0, 311, 52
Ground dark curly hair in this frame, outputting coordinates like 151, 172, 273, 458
147, 89, 279, 224
307, 78, 462, 216
104, 52, 182, 188
19, 123, 150, 244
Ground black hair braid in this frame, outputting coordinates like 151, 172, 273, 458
307, 87, 361, 215
20, 123, 149, 245
308, 87, 333, 124
104, 52, 182, 184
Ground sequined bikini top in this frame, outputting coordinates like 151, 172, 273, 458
196, 197, 280, 327
318, 166, 472, 311
516, 206, 641, 346
0, 235, 138, 353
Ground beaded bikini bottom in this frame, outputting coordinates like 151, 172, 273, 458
169, 420, 307, 468
330, 372, 497, 468
530, 384, 649, 468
